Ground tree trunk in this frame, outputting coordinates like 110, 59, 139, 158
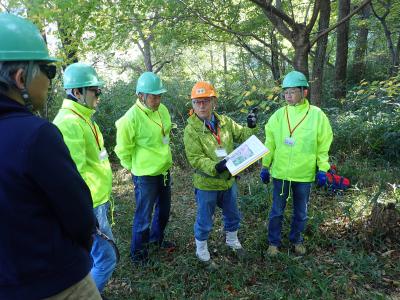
334, 0, 351, 99
352, 4, 371, 84
270, 33, 281, 81
311, 0, 331, 106
223, 43, 228, 92
395, 32, 400, 72
142, 39, 153, 72
57, 22, 78, 67
292, 25, 310, 77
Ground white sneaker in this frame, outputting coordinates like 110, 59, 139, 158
225, 231, 243, 250
195, 239, 210, 262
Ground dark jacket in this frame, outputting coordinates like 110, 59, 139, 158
0, 95, 95, 300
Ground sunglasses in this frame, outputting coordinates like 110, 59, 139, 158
39, 64, 57, 80
87, 87, 102, 97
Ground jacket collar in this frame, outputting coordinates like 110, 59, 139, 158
188, 112, 225, 130
61, 98, 95, 118
0, 94, 30, 116
286, 99, 310, 113
135, 99, 155, 114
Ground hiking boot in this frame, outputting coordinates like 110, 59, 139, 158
129, 251, 150, 267
225, 231, 243, 250
160, 240, 176, 250
267, 245, 279, 257
195, 239, 210, 262
294, 244, 306, 255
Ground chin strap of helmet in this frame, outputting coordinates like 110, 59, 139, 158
21, 61, 34, 111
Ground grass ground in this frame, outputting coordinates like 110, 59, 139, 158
103, 165, 400, 300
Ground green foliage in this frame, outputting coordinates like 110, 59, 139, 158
329, 75, 400, 163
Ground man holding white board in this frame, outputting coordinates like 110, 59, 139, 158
183, 81, 257, 265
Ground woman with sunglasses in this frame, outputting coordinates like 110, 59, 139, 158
0, 13, 101, 300
183, 81, 258, 266
53, 63, 116, 297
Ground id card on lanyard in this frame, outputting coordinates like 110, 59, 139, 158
137, 105, 169, 144
205, 122, 227, 158
285, 104, 310, 147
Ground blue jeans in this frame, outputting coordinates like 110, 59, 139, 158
194, 183, 241, 241
91, 202, 117, 293
130, 172, 171, 261
268, 179, 311, 247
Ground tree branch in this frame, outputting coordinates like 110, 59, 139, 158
305, 0, 321, 32
153, 60, 173, 74
0, 1, 9, 12
310, 0, 372, 46
236, 37, 272, 68
248, 0, 297, 29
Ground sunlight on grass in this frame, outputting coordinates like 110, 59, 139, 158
104, 164, 400, 299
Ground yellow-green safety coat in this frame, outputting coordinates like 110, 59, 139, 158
184, 113, 255, 191
115, 99, 172, 176
262, 99, 333, 182
53, 99, 112, 208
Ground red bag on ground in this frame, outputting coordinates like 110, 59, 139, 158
325, 164, 350, 191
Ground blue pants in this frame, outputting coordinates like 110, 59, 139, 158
130, 172, 171, 261
91, 202, 117, 293
194, 183, 241, 241
268, 179, 311, 247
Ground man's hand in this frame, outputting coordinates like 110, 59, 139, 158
247, 112, 257, 128
315, 171, 327, 187
260, 168, 270, 184
215, 159, 228, 174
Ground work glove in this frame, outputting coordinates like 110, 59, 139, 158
247, 112, 257, 128
315, 171, 327, 187
260, 168, 270, 184
215, 159, 228, 174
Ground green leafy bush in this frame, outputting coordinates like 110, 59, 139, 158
329, 75, 400, 163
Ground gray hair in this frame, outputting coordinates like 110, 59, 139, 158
0, 61, 40, 94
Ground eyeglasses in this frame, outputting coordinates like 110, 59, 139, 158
39, 64, 57, 80
87, 87, 102, 98
192, 99, 211, 106
283, 88, 301, 96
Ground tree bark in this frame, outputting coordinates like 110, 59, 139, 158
57, 22, 79, 66
371, 1, 400, 75
223, 43, 228, 92
334, 0, 351, 99
270, 32, 281, 81
352, 4, 371, 84
311, 0, 331, 106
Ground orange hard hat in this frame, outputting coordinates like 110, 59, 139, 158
191, 81, 217, 99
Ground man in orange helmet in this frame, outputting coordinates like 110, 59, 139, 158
183, 81, 257, 265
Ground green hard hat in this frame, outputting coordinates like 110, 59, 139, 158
282, 71, 309, 88
136, 72, 167, 95
63, 63, 104, 89
0, 13, 59, 62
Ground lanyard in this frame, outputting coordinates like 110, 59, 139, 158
285, 104, 310, 137
63, 108, 101, 150
137, 105, 165, 136
206, 123, 221, 145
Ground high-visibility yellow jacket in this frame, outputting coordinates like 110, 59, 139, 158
262, 99, 333, 182
53, 99, 112, 208
115, 99, 172, 176
184, 112, 255, 191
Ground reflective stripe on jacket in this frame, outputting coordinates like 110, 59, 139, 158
115, 99, 172, 176
262, 99, 333, 182
184, 112, 255, 191
53, 99, 112, 208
